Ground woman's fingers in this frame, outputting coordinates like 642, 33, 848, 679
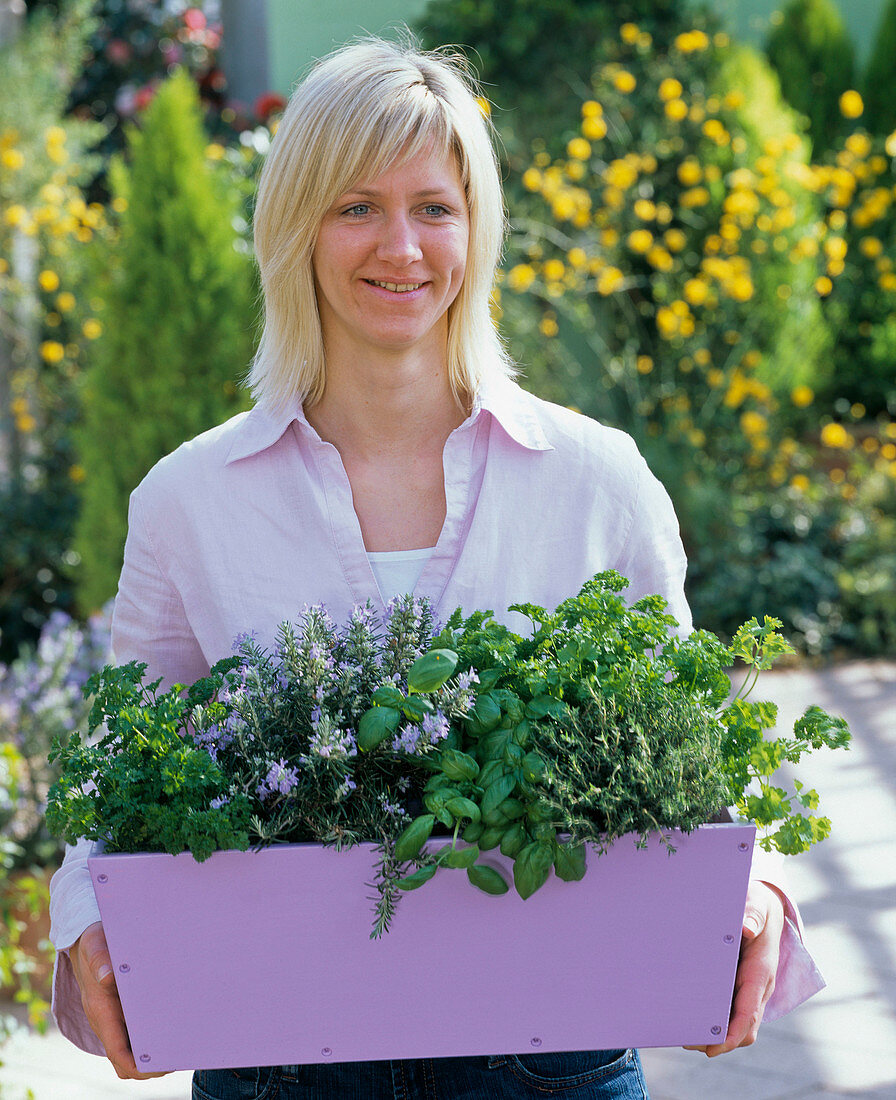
69, 922, 170, 1080
684, 880, 786, 1058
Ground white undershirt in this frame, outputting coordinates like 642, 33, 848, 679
366, 546, 435, 602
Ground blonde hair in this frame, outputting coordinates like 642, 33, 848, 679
248, 35, 514, 415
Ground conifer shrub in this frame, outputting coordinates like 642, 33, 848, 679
862, 0, 896, 136
74, 69, 255, 612
765, 0, 855, 157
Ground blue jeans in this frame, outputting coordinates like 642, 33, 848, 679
192, 1049, 649, 1099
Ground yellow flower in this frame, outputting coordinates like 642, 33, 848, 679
728, 276, 754, 302
567, 247, 587, 269
69, 464, 86, 483
680, 186, 710, 208
582, 115, 608, 140
694, 348, 712, 367
112, 197, 128, 213
614, 71, 637, 94
567, 137, 591, 161
656, 307, 678, 337
886, 130, 896, 157
683, 279, 709, 306
664, 228, 686, 252
815, 275, 833, 296
3, 204, 27, 227
675, 31, 710, 52
205, 142, 226, 160
1, 148, 24, 170
40, 340, 65, 363
522, 167, 542, 192
600, 227, 619, 248
647, 246, 673, 271
542, 259, 566, 282
44, 125, 66, 146
597, 267, 625, 295
839, 90, 863, 119
506, 264, 536, 291
824, 236, 847, 261
636, 355, 653, 374
845, 132, 872, 158
740, 411, 767, 436
791, 385, 814, 408
633, 199, 656, 221
55, 291, 76, 312
820, 422, 850, 448
627, 229, 653, 253
565, 160, 586, 181
707, 368, 724, 387
664, 99, 688, 122
860, 236, 883, 258
539, 315, 559, 337
659, 78, 683, 101
881, 273, 896, 292
620, 23, 640, 44
677, 159, 702, 186
790, 475, 810, 492
82, 318, 103, 340
582, 100, 603, 118
15, 413, 37, 433
38, 269, 60, 292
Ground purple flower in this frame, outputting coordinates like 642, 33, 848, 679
421, 710, 450, 743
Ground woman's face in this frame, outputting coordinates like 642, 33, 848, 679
311, 146, 469, 365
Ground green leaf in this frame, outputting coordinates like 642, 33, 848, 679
357, 706, 401, 751
441, 843, 480, 868
394, 814, 435, 861
467, 864, 510, 895
467, 692, 503, 734
439, 749, 480, 782
407, 649, 458, 693
446, 796, 481, 823
478, 825, 506, 850
372, 684, 407, 708
521, 752, 547, 782
513, 841, 554, 899
396, 864, 439, 890
481, 773, 516, 816
500, 821, 527, 858
553, 840, 587, 881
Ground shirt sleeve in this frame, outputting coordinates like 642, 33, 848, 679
49, 484, 208, 1053
748, 845, 826, 1020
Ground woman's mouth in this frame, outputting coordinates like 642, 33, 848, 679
365, 280, 424, 293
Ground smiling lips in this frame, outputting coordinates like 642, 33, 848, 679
365, 279, 425, 293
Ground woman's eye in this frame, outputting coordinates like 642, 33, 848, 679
423, 204, 449, 217
343, 203, 370, 216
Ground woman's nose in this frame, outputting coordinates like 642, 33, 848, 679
376, 214, 423, 265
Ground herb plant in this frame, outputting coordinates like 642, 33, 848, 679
47, 573, 851, 935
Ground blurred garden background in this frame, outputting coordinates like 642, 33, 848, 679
1, 0, 895, 1074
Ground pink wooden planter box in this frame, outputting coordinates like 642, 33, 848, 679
88, 822, 755, 1072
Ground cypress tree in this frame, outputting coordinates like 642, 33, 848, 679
74, 69, 255, 611
765, 0, 855, 156
863, 0, 896, 135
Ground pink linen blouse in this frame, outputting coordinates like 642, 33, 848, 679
49, 376, 824, 1055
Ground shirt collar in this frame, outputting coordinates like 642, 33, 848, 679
224, 374, 553, 465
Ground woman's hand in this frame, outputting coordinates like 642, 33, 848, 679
684, 880, 786, 1058
68, 921, 170, 1080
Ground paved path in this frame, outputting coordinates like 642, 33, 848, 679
2, 661, 894, 1099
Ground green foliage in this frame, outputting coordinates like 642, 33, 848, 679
73, 68, 255, 611
863, 0, 896, 136
0, 0, 105, 658
765, 0, 856, 157
49, 574, 849, 934
417, 0, 687, 160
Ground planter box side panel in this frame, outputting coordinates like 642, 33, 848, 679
89, 823, 755, 1072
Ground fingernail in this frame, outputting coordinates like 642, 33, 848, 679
97, 964, 112, 981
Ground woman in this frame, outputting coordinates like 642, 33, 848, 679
50, 36, 823, 1099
